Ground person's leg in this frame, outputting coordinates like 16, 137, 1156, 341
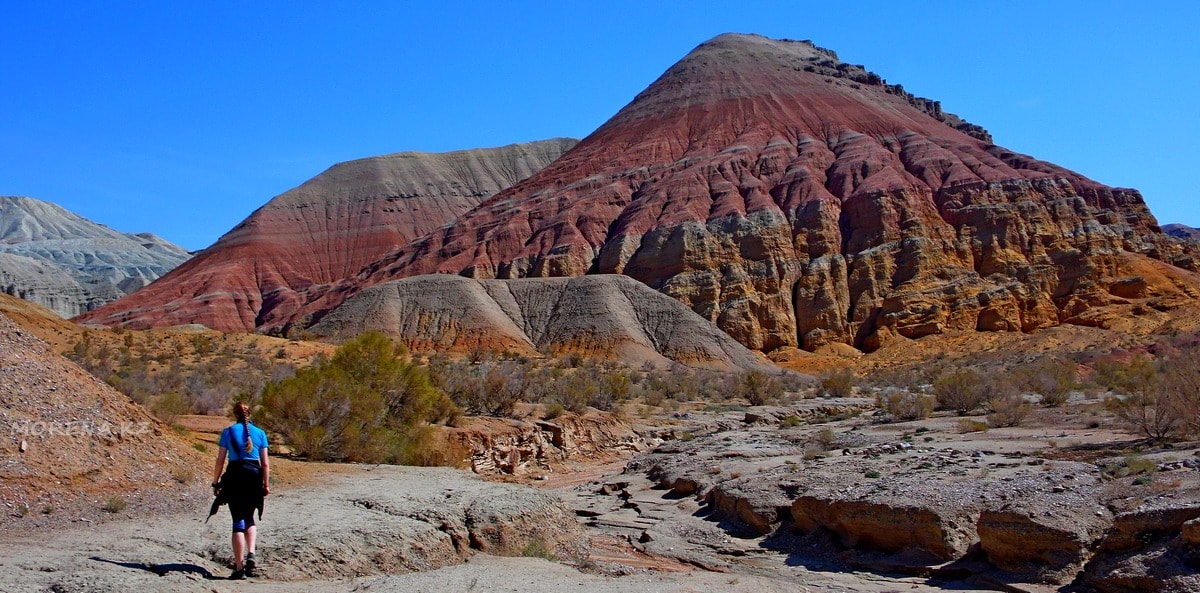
231, 531, 246, 570
246, 524, 257, 555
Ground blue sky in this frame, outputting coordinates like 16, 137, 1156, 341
2, 1, 1197, 250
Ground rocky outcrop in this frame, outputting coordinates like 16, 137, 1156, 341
287, 34, 1197, 352
311, 274, 770, 369
443, 412, 647, 475
77, 139, 577, 332
1099, 502, 1200, 554
631, 419, 1159, 584
976, 484, 1111, 582
257, 466, 587, 580
1082, 497, 1200, 593
0, 197, 190, 318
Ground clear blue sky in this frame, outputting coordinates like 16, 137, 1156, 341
2, 1, 1197, 250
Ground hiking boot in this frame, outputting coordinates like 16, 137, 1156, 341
245, 553, 257, 577
229, 568, 245, 580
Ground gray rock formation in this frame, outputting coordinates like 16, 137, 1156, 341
310, 273, 770, 370
0, 196, 191, 317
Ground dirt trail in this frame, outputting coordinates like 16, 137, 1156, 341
0, 462, 951, 593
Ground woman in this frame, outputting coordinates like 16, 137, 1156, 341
212, 402, 270, 580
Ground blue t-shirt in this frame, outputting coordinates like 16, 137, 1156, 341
219, 422, 269, 461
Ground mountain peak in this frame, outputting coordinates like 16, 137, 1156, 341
81, 35, 1198, 353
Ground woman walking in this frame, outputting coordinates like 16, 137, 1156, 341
212, 402, 270, 580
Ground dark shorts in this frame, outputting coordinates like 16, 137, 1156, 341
229, 498, 257, 532
222, 460, 262, 533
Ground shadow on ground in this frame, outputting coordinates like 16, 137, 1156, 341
90, 556, 216, 579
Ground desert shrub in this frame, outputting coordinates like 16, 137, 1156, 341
1103, 346, 1200, 441
735, 370, 784, 406
1093, 354, 1156, 394
543, 403, 566, 420
1124, 454, 1156, 475
986, 391, 1031, 427
1015, 358, 1078, 407
520, 538, 557, 561
260, 331, 458, 464
150, 391, 192, 424
435, 360, 523, 417
170, 465, 194, 484
876, 388, 933, 421
811, 427, 837, 450
102, 497, 127, 513
957, 418, 988, 433
932, 369, 987, 414
819, 369, 855, 398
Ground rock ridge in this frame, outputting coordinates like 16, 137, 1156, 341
0, 196, 190, 318
310, 273, 770, 370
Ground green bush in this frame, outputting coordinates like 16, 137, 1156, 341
986, 391, 1031, 427
876, 388, 933, 421
933, 370, 986, 414
1015, 358, 1077, 407
819, 369, 855, 398
260, 331, 459, 464
736, 370, 784, 406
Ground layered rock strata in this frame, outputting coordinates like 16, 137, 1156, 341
631, 417, 1200, 587
311, 273, 770, 369
82, 35, 1199, 354
77, 139, 577, 331
0, 196, 190, 317
308, 34, 1199, 352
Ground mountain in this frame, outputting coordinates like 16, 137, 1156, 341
77, 138, 578, 331
1163, 224, 1200, 242
83, 34, 1199, 352
0, 196, 191, 318
311, 274, 770, 370
294, 34, 1198, 350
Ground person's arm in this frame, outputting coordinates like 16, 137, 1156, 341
213, 446, 227, 491
260, 447, 270, 496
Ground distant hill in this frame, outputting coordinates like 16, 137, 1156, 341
78, 138, 579, 331
1163, 224, 1200, 242
0, 196, 191, 317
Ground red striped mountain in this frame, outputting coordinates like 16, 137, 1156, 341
77, 139, 577, 331
287, 33, 1199, 351
89, 34, 1199, 352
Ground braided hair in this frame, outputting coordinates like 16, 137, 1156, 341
233, 402, 253, 454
